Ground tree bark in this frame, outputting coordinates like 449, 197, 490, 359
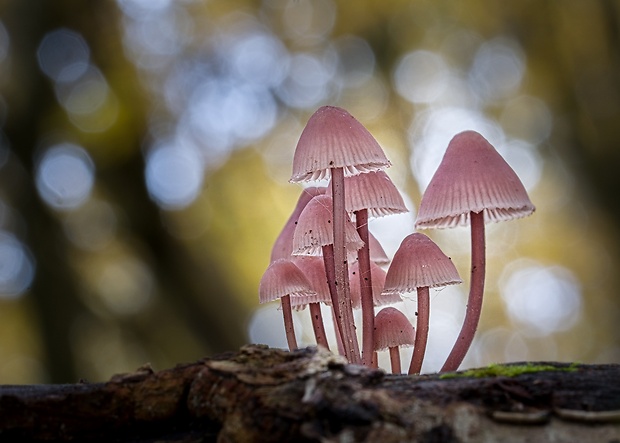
1, 345, 619, 442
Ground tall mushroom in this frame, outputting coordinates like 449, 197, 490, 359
292, 193, 364, 362
333, 170, 408, 366
258, 259, 317, 351
383, 233, 462, 374
290, 106, 391, 364
415, 130, 535, 372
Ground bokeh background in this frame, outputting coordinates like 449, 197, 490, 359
0, 0, 619, 382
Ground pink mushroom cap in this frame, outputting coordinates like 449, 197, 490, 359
373, 307, 416, 350
292, 194, 364, 255
270, 187, 327, 263
259, 259, 317, 304
290, 106, 391, 182
416, 130, 535, 229
289, 256, 332, 309
329, 170, 408, 218
368, 232, 390, 265
383, 233, 462, 295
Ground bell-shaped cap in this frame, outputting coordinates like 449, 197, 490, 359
349, 260, 402, 309
259, 259, 316, 304
383, 233, 462, 294
329, 170, 408, 218
289, 256, 332, 309
416, 131, 535, 229
293, 194, 364, 255
290, 106, 391, 182
368, 232, 390, 265
373, 307, 415, 350
270, 187, 327, 263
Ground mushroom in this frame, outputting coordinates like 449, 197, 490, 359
373, 307, 415, 374
290, 106, 391, 364
292, 193, 364, 361
415, 130, 535, 372
349, 259, 402, 367
383, 233, 462, 374
331, 170, 408, 366
258, 259, 317, 351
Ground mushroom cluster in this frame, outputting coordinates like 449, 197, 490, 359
259, 107, 535, 374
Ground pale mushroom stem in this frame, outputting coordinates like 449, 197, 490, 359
330, 167, 361, 364
309, 302, 329, 350
408, 286, 429, 374
388, 346, 402, 374
281, 295, 298, 351
441, 210, 486, 371
322, 243, 359, 363
355, 208, 375, 367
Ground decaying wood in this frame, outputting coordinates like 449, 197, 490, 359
0, 344, 619, 442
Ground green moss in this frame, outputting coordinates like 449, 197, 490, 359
439, 362, 579, 379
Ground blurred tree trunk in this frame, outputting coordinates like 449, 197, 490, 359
2, 0, 86, 383
0, 345, 619, 442
498, 0, 620, 346
1, 0, 247, 383
510, 1, 620, 243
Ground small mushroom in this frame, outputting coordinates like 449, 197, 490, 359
383, 233, 462, 374
373, 307, 415, 374
416, 130, 534, 372
258, 259, 317, 351
349, 259, 402, 366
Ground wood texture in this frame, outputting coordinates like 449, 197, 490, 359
1, 345, 619, 442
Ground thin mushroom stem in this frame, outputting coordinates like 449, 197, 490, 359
388, 346, 402, 374
408, 286, 429, 374
441, 210, 486, 371
308, 302, 329, 350
330, 167, 361, 364
322, 244, 356, 361
281, 295, 298, 351
355, 208, 375, 367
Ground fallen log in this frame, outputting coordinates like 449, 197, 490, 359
0, 344, 619, 442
